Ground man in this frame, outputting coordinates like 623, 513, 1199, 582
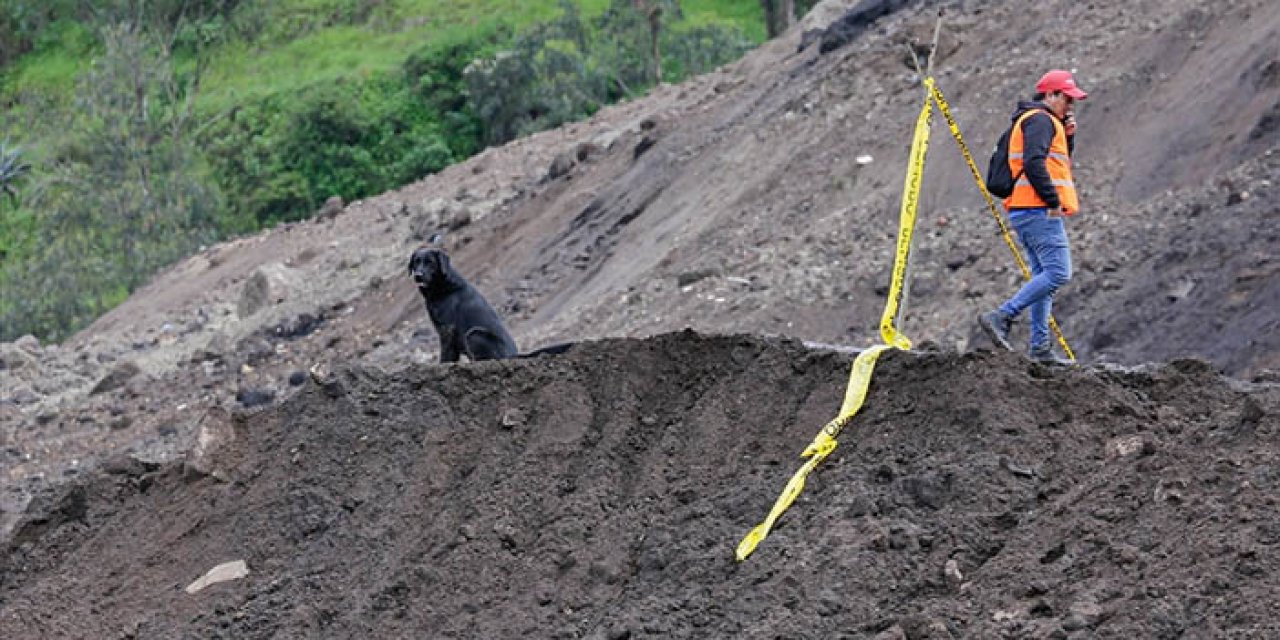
979, 69, 1087, 364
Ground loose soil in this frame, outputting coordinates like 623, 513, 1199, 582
3, 0, 1280, 637
4, 332, 1279, 638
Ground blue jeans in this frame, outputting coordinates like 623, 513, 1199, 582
998, 209, 1072, 349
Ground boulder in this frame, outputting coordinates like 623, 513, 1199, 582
237, 265, 295, 319
545, 151, 576, 181
189, 406, 244, 480
0, 342, 39, 377
315, 195, 344, 221
90, 361, 142, 395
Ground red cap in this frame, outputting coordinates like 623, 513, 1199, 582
1035, 69, 1088, 100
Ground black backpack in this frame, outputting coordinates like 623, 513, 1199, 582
984, 124, 1022, 199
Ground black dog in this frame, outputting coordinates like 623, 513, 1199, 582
408, 248, 518, 362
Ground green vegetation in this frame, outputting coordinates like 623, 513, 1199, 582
0, 0, 766, 341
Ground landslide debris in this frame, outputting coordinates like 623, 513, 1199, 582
3, 332, 1278, 639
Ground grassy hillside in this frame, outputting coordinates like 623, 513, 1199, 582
0, 0, 770, 342
2, 1, 764, 125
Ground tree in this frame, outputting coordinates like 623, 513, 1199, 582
463, 0, 748, 147
761, 0, 820, 38
631, 0, 680, 84
2, 23, 220, 340
761, 0, 794, 39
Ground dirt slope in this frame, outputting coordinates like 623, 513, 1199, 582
3, 0, 1280, 635
4, 332, 1279, 638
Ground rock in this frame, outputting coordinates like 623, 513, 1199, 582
1105, 435, 1154, 459
633, 135, 657, 159
992, 608, 1021, 622
677, 269, 719, 287
102, 454, 156, 477
309, 363, 344, 398
410, 198, 473, 242
944, 558, 964, 587
238, 270, 275, 319
184, 559, 249, 594
545, 151, 576, 181
1164, 279, 1195, 302
270, 313, 323, 340
443, 206, 472, 231
243, 264, 299, 318
316, 195, 344, 221
1239, 396, 1265, 427
0, 342, 40, 376
287, 370, 308, 386
287, 246, 320, 267
817, 0, 913, 54
1168, 357, 1216, 376
814, 589, 845, 616
90, 361, 142, 395
14, 334, 41, 353
591, 129, 622, 151
122, 373, 151, 396
500, 408, 526, 429
872, 625, 907, 640
235, 388, 275, 408
1062, 600, 1103, 631
1154, 479, 1186, 503
190, 407, 241, 480
0, 403, 22, 432
1113, 542, 1141, 565
575, 141, 601, 162
898, 614, 955, 639
494, 520, 520, 548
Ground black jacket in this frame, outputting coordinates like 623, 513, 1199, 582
1010, 101, 1074, 209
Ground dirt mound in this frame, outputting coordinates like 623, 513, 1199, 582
4, 332, 1278, 638
3, 0, 1280, 635
4, 0, 1279, 530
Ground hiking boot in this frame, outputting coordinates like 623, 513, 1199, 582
978, 310, 1014, 351
1029, 343, 1073, 366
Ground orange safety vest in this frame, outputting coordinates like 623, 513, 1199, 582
1004, 109, 1079, 215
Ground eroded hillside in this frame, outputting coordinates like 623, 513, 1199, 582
4, 332, 1279, 638
3, 0, 1280, 635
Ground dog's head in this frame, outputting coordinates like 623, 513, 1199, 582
408, 247, 453, 292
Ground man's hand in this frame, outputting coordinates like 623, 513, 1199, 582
1063, 113, 1077, 136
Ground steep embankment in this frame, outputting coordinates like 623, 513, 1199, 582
3, 332, 1278, 638
4, 0, 1278, 508
2, 1, 1280, 634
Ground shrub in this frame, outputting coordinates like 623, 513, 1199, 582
465, 0, 751, 146
0, 25, 219, 341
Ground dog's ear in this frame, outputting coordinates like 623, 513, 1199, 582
435, 251, 451, 273
407, 251, 417, 275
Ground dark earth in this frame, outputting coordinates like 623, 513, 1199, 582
5, 333, 1280, 638
3, 0, 1280, 637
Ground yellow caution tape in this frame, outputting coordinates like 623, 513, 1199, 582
736, 78, 1078, 561
736, 342, 893, 561
736, 79, 936, 562
928, 84, 1074, 360
880, 84, 932, 351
